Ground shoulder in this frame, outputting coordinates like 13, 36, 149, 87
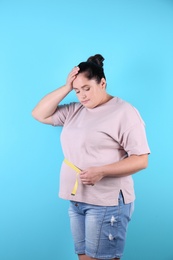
58, 102, 83, 112
63, 102, 84, 115
59, 102, 85, 119
114, 97, 134, 109
52, 102, 84, 126
113, 97, 145, 125
68, 102, 83, 110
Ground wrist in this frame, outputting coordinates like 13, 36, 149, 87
64, 84, 73, 92
63, 84, 72, 93
98, 166, 106, 178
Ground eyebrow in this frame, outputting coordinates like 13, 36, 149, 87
73, 85, 90, 90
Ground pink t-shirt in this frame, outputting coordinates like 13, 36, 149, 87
52, 97, 150, 206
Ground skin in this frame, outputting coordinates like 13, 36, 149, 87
32, 67, 80, 124
32, 66, 148, 260
72, 72, 112, 109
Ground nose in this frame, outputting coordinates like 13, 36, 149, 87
81, 92, 87, 100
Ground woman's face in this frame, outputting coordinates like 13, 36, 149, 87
72, 73, 107, 109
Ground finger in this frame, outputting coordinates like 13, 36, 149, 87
68, 67, 79, 76
69, 70, 78, 78
73, 66, 80, 71
80, 171, 87, 176
82, 182, 95, 186
70, 70, 79, 79
71, 66, 80, 74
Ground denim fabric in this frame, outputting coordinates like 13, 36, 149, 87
68, 192, 134, 259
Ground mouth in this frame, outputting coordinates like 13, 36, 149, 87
81, 99, 90, 105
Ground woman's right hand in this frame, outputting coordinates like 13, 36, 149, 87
32, 66, 80, 125
66, 66, 80, 90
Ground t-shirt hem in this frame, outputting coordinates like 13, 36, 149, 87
58, 192, 135, 206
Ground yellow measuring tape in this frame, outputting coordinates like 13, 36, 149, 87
64, 158, 81, 196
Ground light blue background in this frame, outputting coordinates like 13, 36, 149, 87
0, 1, 173, 259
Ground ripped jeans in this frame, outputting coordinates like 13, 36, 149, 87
68, 192, 134, 259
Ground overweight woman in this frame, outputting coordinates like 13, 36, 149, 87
32, 54, 150, 260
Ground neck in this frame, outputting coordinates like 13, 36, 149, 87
101, 93, 113, 104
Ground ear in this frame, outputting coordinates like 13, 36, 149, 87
100, 78, 106, 89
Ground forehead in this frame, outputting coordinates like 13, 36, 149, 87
73, 73, 97, 89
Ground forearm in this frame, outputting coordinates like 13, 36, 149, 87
101, 154, 148, 178
80, 154, 149, 185
32, 85, 71, 122
32, 66, 79, 123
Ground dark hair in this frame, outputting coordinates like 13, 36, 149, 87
77, 54, 106, 83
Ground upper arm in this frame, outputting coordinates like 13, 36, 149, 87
40, 116, 54, 125
130, 154, 149, 169
32, 111, 54, 125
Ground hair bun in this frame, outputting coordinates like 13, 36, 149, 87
87, 54, 105, 68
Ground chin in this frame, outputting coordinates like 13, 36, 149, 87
82, 103, 93, 109
85, 104, 97, 109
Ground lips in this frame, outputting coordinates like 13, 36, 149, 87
81, 100, 90, 104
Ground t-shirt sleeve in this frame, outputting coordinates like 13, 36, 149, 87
120, 122, 150, 156
52, 104, 69, 126
51, 102, 81, 126
119, 106, 150, 156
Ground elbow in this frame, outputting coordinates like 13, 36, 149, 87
141, 154, 149, 170
31, 108, 43, 122
142, 161, 148, 170
132, 154, 148, 171
31, 109, 52, 125
31, 109, 38, 120
31, 109, 36, 119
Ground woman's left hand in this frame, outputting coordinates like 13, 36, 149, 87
80, 167, 103, 186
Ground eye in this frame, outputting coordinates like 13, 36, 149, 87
74, 90, 80, 94
84, 87, 90, 91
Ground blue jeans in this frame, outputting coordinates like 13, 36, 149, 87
68, 191, 134, 259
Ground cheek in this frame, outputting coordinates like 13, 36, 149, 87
92, 89, 102, 98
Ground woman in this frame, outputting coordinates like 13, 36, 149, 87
32, 54, 150, 260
